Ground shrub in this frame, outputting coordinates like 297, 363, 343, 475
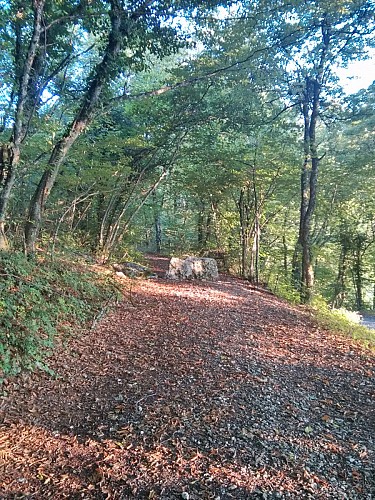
310, 295, 375, 351
0, 252, 120, 379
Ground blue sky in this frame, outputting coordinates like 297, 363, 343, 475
336, 50, 375, 94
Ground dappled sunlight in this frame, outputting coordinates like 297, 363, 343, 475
1, 261, 374, 497
140, 278, 250, 306
130, 277, 370, 375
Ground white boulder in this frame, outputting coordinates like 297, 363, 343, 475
166, 256, 218, 281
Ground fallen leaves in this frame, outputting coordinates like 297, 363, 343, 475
0, 256, 374, 498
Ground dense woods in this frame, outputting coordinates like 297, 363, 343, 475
0, 0, 374, 307
1, 3, 375, 497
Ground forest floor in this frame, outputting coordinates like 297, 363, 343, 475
0, 256, 374, 499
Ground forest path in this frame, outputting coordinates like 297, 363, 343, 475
1, 256, 374, 499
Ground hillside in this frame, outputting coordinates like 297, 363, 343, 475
0, 257, 374, 499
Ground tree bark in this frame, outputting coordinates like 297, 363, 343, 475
154, 214, 162, 253
197, 200, 205, 249
353, 235, 364, 310
331, 232, 349, 308
25, 0, 123, 254
249, 212, 260, 284
294, 17, 331, 303
0, 0, 45, 249
153, 190, 163, 253
238, 184, 260, 282
238, 186, 251, 278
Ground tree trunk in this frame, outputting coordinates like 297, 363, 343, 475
238, 186, 251, 278
154, 214, 162, 253
0, 145, 19, 250
331, 234, 349, 308
282, 233, 288, 275
293, 18, 331, 303
197, 201, 205, 248
293, 105, 309, 289
332, 249, 347, 308
249, 213, 260, 284
153, 190, 163, 253
353, 236, 364, 310
249, 167, 260, 284
25, 1, 122, 254
238, 185, 259, 281
294, 82, 314, 302
0, 1, 45, 249
295, 79, 321, 303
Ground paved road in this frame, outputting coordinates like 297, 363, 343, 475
361, 314, 375, 330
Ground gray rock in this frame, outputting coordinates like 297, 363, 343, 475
113, 262, 151, 278
166, 256, 218, 281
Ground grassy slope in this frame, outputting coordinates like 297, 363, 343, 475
0, 252, 121, 379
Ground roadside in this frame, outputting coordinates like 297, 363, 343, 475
360, 314, 375, 330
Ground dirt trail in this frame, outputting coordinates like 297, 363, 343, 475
0, 256, 374, 499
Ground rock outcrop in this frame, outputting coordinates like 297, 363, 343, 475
166, 256, 218, 281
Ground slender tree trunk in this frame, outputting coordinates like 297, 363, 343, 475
332, 233, 350, 308
238, 185, 259, 281
282, 217, 288, 276
293, 18, 330, 303
332, 246, 348, 308
197, 201, 205, 248
250, 167, 260, 284
197, 203, 212, 250
0, 1, 45, 249
293, 106, 310, 290
0, 145, 19, 249
210, 200, 221, 252
353, 236, 364, 310
153, 190, 163, 253
238, 186, 251, 278
295, 80, 321, 303
25, 1, 122, 254
154, 214, 162, 253
249, 213, 260, 284
204, 212, 212, 247
301, 88, 320, 304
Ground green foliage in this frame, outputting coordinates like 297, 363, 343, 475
0, 252, 120, 379
268, 277, 301, 305
0, 0, 374, 313
311, 296, 375, 351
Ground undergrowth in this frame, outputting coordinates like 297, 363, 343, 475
311, 296, 375, 351
0, 252, 121, 379
269, 281, 375, 351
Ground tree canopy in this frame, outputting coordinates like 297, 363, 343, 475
0, 0, 374, 308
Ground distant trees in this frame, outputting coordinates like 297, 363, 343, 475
0, 0, 374, 308
0, 0, 233, 253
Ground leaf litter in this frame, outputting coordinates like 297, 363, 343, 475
0, 256, 374, 499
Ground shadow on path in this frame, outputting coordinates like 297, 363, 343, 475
1, 261, 374, 499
